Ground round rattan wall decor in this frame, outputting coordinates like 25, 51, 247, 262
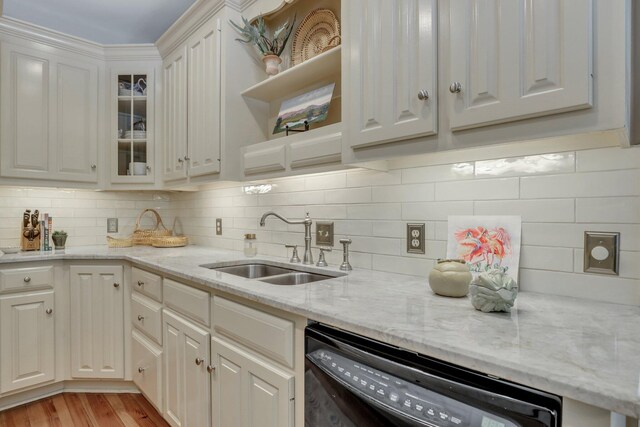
291, 9, 341, 66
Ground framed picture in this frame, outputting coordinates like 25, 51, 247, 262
446, 216, 522, 279
273, 83, 335, 134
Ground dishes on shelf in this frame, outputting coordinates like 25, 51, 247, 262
118, 78, 147, 96
291, 9, 341, 66
122, 130, 147, 139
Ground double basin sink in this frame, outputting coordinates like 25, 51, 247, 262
202, 261, 343, 285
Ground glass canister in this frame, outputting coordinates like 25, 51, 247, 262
244, 234, 257, 257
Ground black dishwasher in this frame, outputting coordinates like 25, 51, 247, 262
305, 323, 561, 427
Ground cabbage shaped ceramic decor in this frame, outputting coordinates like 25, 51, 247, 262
428, 259, 472, 297
469, 270, 518, 313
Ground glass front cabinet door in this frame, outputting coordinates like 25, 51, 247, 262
112, 71, 155, 183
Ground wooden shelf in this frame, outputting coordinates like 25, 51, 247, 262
241, 46, 341, 102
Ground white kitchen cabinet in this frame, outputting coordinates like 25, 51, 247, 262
344, 0, 438, 149
447, 0, 592, 130
211, 336, 294, 427
162, 46, 188, 181
69, 265, 124, 379
0, 41, 99, 183
0, 291, 55, 393
132, 329, 163, 412
163, 309, 211, 427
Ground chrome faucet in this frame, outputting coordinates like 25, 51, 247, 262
260, 211, 314, 265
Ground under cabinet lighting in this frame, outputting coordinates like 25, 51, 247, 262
243, 184, 273, 194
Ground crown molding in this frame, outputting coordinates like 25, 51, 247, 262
103, 44, 161, 62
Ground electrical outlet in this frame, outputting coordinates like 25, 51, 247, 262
216, 218, 223, 235
407, 223, 425, 254
316, 222, 334, 246
584, 231, 619, 275
107, 218, 118, 233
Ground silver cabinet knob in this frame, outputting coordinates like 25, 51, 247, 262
184, 156, 190, 161
46, 308, 53, 315
146, 166, 151, 171
137, 280, 144, 287
138, 367, 145, 373
137, 315, 144, 321
417, 90, 430, 101
177, 158, 184, 163
195, 357, 204, 366
207, 365, 216, 374
91, 164, 97, 170
113, 283, 120, 288
23, 276, 31, 283
449, 82, 462, 93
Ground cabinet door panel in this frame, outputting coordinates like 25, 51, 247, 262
70, 266, 124, 379
163, 320, 183, 427
0, 291, 55, 393
0, 44, 51, 178
163, 47, 188, 181
188, 19, 221, 177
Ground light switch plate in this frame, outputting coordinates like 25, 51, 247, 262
407, 223, 425, 254
583, 231, 620, 275
216, 218, 222, 236
107, 218, 118, 233
316, 222, 334, 246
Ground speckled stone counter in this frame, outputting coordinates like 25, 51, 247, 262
1, 245, 639, 417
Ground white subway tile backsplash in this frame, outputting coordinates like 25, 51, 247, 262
305, 172, 346, 190
521, 223, 640, 251
520, 246, 574, 272
521, 170, 640, 199
475, 153, 575, 177
573, 249, 640, 280
475, 199, 575, 222
372, 184, 435, 203
435, 178, 520, 201
402, 163, 474, 184
325, 188, 372, 204
402, 201, 474, 221
347, 170, 402, 187
576, 147, 640, 171
348, 204, 402, 220
576, 197, 640, 223
372, 254, 434, 276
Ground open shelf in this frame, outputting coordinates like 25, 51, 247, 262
241, 46, 341, 102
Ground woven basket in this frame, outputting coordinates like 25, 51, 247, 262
132, 209, 172, 246
151, 236, 188, 248
107, 236, 133, 248
291, 9, 341, 66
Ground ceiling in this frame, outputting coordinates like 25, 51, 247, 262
2, 0, 197, 44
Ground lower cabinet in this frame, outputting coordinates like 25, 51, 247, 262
0, 291, 55, 393
211, 336, 294, 427
132, 329, 163, 411
163, 309, 211, 427
69, 265, 124, 379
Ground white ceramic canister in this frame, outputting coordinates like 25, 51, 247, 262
428, 259, 472, 297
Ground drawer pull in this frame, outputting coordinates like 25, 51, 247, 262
113, 283, 120, 288
137, 281, 144, 287
137, 315, 144, 321
24, 276, 31, 283
138, 367, 145, 373
207, 365, 216, 374
195, 357, 204, 366
46, 308, 53, 315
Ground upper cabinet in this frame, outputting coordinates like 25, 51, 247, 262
344, 0, 437, 149
446, 0, 592, 130
163, 46, 189, 181
0, 41, 99, 183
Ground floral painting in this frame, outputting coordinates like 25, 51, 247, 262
446, 216, 521, 280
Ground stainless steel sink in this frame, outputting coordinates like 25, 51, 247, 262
211, 264, 293, 279
260, 272, 334, 286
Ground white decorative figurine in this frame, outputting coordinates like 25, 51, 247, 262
469, 270, 518, 313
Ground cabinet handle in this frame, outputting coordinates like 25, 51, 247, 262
137, 315, 144, 321
449, 82, 462, 93
113, 283, 120, 288
417, 90, 429, 101
207, 365, 216, 374
184, 156, 190, 161
137, 280, 144, 287
195, 357, 204, 366
46, 308, 53, 315
138, 367, 145, 373
91, 164, 97, 170
23, 276, 31, 283
177, 158, 184, 163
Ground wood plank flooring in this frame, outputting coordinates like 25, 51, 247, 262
0, 393, 169, 426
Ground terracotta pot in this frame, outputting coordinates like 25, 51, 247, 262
262, 55, 282, 77
428, 259, 472, 297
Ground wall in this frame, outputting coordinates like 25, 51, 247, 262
0, 188, 172, 248
170, 146, 640, 306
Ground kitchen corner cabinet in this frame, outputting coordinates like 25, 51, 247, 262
163, 309, 211, 427
69, 265, 124, 379
344, 0, 438, 149
211, 336, 294, 427
0, 291, 55, 394
446, 0, 592, 130
162, 16, 221, 182
0, 41, 99, 183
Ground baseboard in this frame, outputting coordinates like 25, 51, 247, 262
0, 380, 139, 412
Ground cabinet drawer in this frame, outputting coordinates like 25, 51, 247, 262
131, 292, 163, 344
290, 131, 342, 169
164, 279, 210, 327
243, 145, 286, 175
132, 267, 162, 302
213, 297, 294, 368
0, 266, 53, 293
132, 330, 162, 412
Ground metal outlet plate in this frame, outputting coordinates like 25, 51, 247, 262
316, 222, 334, 246
407, 223, 425, 254
583, 231, 620, 275
107, 218, 118, 233
216, 218, 222, 236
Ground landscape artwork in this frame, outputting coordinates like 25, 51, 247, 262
446, 216, 522, 280
273, 83, 335, 134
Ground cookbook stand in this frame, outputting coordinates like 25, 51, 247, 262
285, 121, 310, 136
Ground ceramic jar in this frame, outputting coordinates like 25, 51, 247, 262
262, 55, 282, 76
428, 259, 472, 297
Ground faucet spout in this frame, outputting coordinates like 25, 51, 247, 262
260, 211, 314, 265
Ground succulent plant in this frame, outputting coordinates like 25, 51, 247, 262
52, 230, 67, 236
230, 14, 296, 57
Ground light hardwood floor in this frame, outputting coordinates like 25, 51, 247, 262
0, 393, 169, 426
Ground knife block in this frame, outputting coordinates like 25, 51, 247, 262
21, 223, 41, 251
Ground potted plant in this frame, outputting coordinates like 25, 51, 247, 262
52, 230, 68, 249
230, 14, 296, 76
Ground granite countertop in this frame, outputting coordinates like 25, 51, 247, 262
1, 246, 639, 417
